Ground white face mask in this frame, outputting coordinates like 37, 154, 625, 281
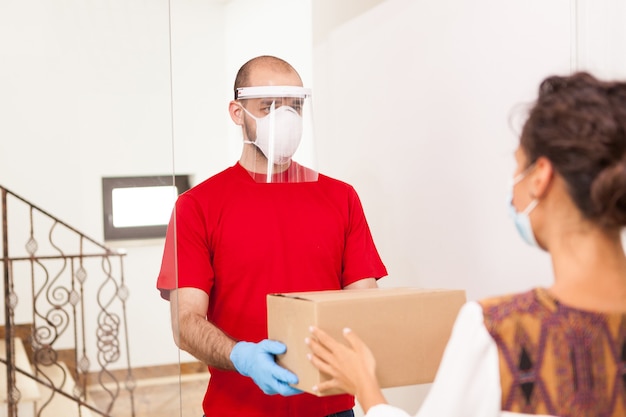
241, 105, 303, 165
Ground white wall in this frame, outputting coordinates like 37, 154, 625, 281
0, 1, 174, 234
0, 0, 171, 368
0, 0, 313, 370
574, 0, 626, 77
311, 0, 625, 414
313, 0, 571, 302
221, 0, 314, 159
0, 0, 228, 369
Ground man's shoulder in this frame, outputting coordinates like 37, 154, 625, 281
317, 172, 356, 192
185, 164, 241, 195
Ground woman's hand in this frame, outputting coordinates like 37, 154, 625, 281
306, 326, 387, 412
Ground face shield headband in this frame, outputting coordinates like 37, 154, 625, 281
235, 86, 312, 100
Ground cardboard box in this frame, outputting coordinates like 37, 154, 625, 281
267, 287, 466, 396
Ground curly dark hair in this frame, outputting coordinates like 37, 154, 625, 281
520, 72, 626, 229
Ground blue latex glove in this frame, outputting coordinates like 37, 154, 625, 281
230, 340, 303, 396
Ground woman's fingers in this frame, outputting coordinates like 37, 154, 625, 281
306, 326, 366, 394
342, 328, 363, 350
306, 326, 380, 400
312, 379, 340, 394
307, 349, 354, 395
307, 326, 345, 366
306, 335, 347, 394
306, 334, 335, 367
307, 345, 336, 376
308, 326, 339, 350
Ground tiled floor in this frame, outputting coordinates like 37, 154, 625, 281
88, 372, 209, 417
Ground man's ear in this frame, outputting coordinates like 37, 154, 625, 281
530, 156, 554, 199
229, 101, 244, 126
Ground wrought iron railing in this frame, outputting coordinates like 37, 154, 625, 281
1, 185, 136, 417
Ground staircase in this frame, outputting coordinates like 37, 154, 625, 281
0, 338, 39, 417
0, 338, 99, 417
1, 185, 136, 417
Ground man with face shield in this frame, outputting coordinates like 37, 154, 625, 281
156, 55, 388, 417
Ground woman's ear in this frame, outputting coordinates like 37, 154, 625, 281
229, 101, 244, 126
530, 156, 554, 199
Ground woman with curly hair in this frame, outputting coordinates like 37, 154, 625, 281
307, 72, 626, 417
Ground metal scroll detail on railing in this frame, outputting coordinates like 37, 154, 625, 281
1, 186, 136, 417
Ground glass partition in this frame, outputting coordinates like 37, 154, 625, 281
169, 0, 626, 416
0, 1, 182, 416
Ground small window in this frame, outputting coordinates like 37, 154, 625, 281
102, 175, 190, 241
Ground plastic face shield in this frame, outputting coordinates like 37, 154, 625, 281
236, 86, 318, 183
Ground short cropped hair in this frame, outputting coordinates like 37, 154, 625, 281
233, 55, 301, 99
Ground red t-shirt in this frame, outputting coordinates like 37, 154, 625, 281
157, 162, 388, 417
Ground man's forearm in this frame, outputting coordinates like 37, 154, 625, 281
176, 312, 237, 370
344, 278, 378, 290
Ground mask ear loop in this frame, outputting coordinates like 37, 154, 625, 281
513, 162, 537, 184
240, 104, 258, 146
239, 104, 263, 180
521, 199, 539, 216
513, 163, 539, 215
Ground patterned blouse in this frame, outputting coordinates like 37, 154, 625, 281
480, 288, 626, 416
365, 288, 626, 417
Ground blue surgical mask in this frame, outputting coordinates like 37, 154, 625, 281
507, 168, 539, 247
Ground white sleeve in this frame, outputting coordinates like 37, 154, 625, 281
365, 301, 501, 417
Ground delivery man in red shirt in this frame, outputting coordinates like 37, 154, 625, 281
157, 55, 387, 417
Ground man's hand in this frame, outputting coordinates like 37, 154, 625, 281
230, 340, 303, 396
